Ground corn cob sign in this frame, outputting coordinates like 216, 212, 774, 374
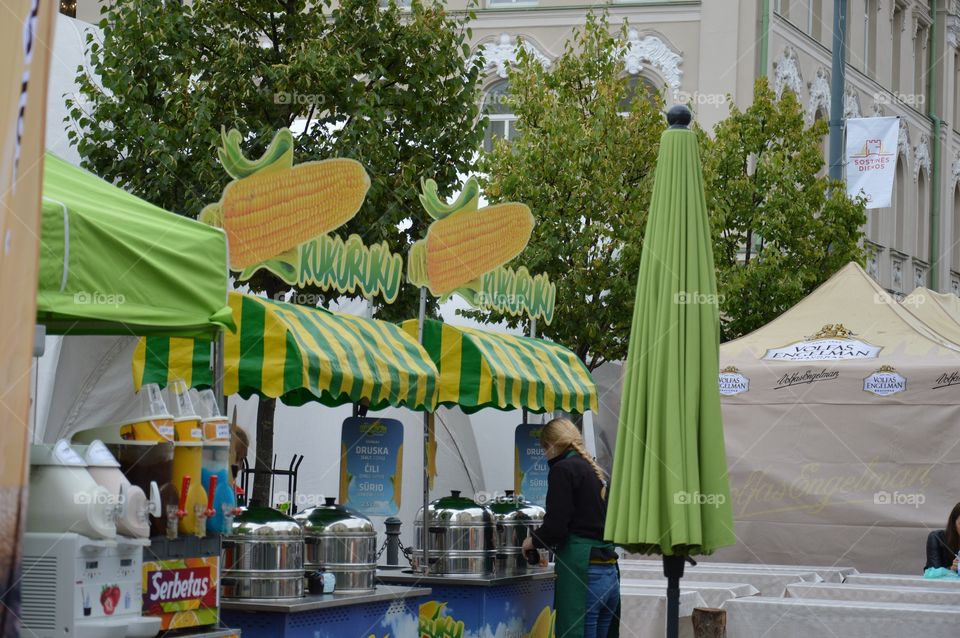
200, 128, 404, 303
409, 177, 556, 324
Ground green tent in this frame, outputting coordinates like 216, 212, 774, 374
38, 153, 234, 337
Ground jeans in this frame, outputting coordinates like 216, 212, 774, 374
583, 563, 620, 638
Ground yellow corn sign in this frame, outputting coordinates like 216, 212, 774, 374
200, 128, 404, 303
408, 177, 556, 324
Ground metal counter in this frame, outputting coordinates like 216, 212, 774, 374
218, 585, 432, 638
220, 584, 431, 613
375, 565, 556, 587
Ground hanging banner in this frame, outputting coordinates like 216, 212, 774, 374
514, 424, 550, 506
409, 177, 557, 324
199, 128, 404, 302
339, 417, 404, 516
1, 1, 55, 634
845, 116, 899, 209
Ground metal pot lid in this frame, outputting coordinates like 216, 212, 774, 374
295, 497, 375, 535
229, 505, 303, 538
489, 491, 546, 523
415, 490, 494, 525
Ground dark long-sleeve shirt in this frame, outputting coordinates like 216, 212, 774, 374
925, 529, 956, 571
531, 451, 614, 561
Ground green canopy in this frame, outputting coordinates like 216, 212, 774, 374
38, 153, 234, 337
605, 110, 735, 557
133, 292, 439, 412
400, 318, 597, 414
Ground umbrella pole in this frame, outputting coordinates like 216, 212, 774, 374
417, 287, 430, 575
663, 555, 686, 638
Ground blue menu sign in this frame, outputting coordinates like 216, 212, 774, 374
339, 417, 404, 516
514, 423, 549, 507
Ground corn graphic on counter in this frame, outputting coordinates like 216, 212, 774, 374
200, 127, 370, 281
409, 177, 533, 298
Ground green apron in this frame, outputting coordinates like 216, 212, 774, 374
554, 534, 621, 638
551, 450, 620, 638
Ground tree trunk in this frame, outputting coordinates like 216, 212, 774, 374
252, 397, 277, 506
692, 608, 726, 638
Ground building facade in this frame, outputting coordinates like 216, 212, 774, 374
62, 0, 960, 294
459, 0, 960, 296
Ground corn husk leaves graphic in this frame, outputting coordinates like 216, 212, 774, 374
408, 177, 533, 300
200, 127, 370, 282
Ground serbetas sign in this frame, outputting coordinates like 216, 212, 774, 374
763, 324, 882, 361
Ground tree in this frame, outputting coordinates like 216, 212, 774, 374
69, 0, 485, 501
68, 0, 483, 321
474, 13, 664, 370
700, 78, 866, 341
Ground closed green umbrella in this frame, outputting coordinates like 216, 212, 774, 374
605, 105, 735, 637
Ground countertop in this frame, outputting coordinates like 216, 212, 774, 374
376, 566, 556, 587
220, 584, 432, 613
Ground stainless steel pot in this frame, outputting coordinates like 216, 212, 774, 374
295, 497, 377, 593
221, 505, 305, 599
489, 491, 546, 576
414, 490, 496, 576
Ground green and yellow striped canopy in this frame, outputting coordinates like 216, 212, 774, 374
133, 292, 438, 411
401, 319, 597, 414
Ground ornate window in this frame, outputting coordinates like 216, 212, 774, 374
917, 169, 929, 260
482, 80, 518, 152
619, 76, 661, 114
894, 158, 907, 252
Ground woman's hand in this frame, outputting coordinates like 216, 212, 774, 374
951, 556, 958, 572
522, 536, 535, 553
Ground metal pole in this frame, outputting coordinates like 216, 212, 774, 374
214, 332, 226, 415
828, 0, 848, 182
522, 319, 538, 425
417, 287, 429, 575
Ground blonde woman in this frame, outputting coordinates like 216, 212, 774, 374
521, 418, 620, 638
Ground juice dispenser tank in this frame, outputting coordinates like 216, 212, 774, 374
193, 389, 237, 534
165, 380, 209, 535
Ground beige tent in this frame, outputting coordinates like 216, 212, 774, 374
714, 263, 960, 574
903, 287, 960, 345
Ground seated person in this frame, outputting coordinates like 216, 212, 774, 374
925, 502, 960, 571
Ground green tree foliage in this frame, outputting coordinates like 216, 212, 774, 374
68, 0, 484, 498
68, 0, 485, 321
475, 14, 664, 370
700, 78, 866, 341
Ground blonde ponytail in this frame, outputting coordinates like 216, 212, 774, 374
540, 418, 608, 499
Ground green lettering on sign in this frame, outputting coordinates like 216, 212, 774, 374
240, 232, 404, 304
478, 266, 556, 325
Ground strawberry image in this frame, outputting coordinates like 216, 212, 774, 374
101, 585, 120, 616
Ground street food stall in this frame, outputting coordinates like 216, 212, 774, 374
25, 152, 238, 638
371, 318, 597, 637
133, 291, 438, 638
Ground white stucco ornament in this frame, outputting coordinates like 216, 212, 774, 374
843, 88, 861, 119
898, 121, 911, 164
806, 67, 830, 124
951, 151, 960, 188
472, 33, 551, 79
914, 134, 931, 181
773, 46, 803, 98
621, 29, 683, 94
